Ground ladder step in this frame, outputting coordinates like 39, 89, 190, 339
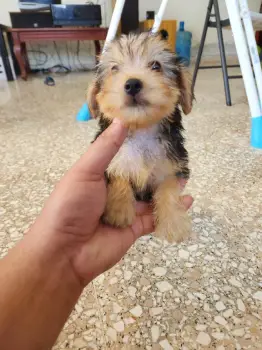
228, 75, 242, 79
208, 19, 230, 28
199, 65, 240, 69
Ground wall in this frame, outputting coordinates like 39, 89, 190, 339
139, 0, 261, 56
0, 0, 18, 26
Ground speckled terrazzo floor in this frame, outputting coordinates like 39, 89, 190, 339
0, 69, 262, 350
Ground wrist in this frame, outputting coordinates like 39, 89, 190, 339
26, 225, 85, 294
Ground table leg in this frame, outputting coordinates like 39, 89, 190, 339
14, 43, 27, 80
14, 44, 27, 80
12, 33, 27, 80
21, 42, 30, 73
94, 40, 101, 64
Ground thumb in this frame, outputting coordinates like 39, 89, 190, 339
74, 119, 128, 179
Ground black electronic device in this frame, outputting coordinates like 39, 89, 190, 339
51, 4, 102, 27
121, 0, 139, 34
18, 0, 61, 12
146, 11, 155, 20
10, 11, 53, 28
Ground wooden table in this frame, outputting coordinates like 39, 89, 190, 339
8, 27, 108, 80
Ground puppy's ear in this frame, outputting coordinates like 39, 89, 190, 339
177, 66, 193, 115
87, 80, 100, 118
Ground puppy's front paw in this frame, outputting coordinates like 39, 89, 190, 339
103, 200, 135, 228
155, 210, 191, 243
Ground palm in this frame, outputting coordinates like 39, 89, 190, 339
41, 173, 107, 238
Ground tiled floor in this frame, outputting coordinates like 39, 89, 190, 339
0, 70, 262, 350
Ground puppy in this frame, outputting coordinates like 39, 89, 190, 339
88, 32, 192, 243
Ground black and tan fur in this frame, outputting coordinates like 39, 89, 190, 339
88, 32, 193, 243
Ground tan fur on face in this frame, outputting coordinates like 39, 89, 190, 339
87, 80, 100, 117
93, 33, 182, 129
97, 72, 176, 129
177, 68, 192, 115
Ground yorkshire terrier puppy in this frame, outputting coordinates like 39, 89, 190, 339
88, 32, 193, 243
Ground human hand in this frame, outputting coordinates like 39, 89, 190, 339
31, 120, 193, 287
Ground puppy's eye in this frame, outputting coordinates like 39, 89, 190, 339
150, 61, 161, 72
111, 65, 119, 72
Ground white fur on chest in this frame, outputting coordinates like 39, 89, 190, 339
125, 125, 163, 162
107, 125, 173, 187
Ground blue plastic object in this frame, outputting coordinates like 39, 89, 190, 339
251, 115, 262, 149
176, 21, 192, 67
76, 103, 91, 122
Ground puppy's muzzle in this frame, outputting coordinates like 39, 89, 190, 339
124, 79, 143, 97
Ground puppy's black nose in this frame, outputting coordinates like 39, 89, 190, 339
124, 79, 143, 96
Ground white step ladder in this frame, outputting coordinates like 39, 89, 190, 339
225, 0, 262, 148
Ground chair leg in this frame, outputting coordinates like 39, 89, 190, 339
214, 0, 232, 106
192, 0, 214, 91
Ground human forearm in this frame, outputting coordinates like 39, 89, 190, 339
0, 229, 83, 350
